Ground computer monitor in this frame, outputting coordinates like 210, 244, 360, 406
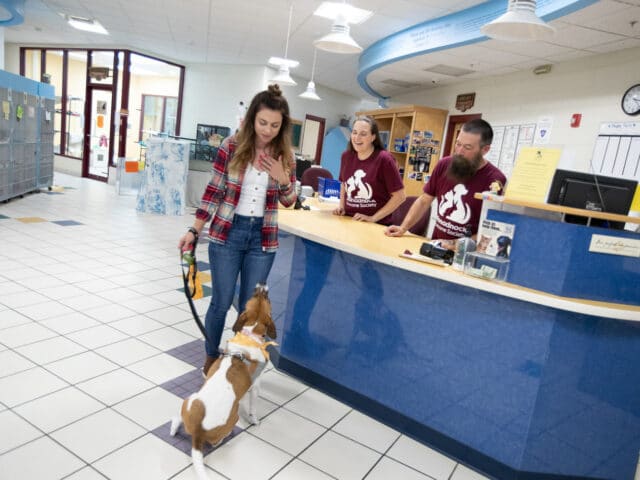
547, 169, 637, 230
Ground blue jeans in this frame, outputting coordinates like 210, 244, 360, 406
204, 215, 275, 357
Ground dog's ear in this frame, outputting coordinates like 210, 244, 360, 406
232, 312, 247, 333
266, 316, 276, 339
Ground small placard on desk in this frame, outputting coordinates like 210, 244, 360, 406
589, 234, 640, 258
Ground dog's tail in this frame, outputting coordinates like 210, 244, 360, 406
185, 399, 209, 479
191, 447, 209, 480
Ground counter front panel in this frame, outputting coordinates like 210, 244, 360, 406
487, 209, 640, 306
273, 232, 640, 480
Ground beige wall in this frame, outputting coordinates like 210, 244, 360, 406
390, 46, 640, 175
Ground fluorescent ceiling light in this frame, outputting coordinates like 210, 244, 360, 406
424, 64, 475, 76
268, 57, 299, 69
481, 0, 554, 42
313, 2, 372, 25
66, 15, 109, 35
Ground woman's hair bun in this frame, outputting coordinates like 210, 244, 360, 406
268, 84, 282, 97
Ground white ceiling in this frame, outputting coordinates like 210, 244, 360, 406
4, 0, 640, 101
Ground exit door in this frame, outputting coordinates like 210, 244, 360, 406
83, 87, 112, 181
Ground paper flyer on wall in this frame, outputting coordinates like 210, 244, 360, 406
477, 219, 516, 258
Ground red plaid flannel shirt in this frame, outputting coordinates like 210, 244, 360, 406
195, 135, 297, 252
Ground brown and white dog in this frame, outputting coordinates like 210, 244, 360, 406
169, 284, 276, 479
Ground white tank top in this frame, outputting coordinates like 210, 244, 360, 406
235, 164, 268, 217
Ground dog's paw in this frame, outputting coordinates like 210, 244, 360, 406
247, 413, 260, 426
169, 416, 181, 436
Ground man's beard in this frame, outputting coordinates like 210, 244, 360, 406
447, 153, 483, 183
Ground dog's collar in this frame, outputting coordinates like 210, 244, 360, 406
219, 351, 247, 362
228, 332, 277, 361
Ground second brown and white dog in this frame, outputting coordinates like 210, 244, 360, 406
169, 284, 276, 480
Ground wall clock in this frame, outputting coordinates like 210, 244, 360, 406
621, 84, 640, 116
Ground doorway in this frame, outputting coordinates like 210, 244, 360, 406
300, 114, 326, 165
83, 87, 113, 181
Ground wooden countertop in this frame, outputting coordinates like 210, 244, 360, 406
475, 192, 640, 225
278, 198, 640, 321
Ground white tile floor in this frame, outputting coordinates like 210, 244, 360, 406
0, 173, 490, 480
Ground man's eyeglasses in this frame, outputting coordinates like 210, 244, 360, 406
455, 141, 486, 152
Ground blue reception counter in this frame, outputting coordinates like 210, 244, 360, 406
272, 200, 640, 480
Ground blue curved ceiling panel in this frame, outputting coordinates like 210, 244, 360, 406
0, 0, 24, 26
357, 0, 599, 100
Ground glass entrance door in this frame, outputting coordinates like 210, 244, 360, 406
85, 88, 112, 180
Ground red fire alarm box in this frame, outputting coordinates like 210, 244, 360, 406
571, 113, 582, 128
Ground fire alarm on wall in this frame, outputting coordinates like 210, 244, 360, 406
571, 113, 582, 128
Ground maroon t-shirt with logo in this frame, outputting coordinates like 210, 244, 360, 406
339, 149, 404, 225
424, 156, 507, 240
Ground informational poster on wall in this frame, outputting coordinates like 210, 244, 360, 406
486, 126, 504, 166
534, 116, 554, 145
592, 121, 640, 181
505, 146, 562, 203
486, 123, 536, 180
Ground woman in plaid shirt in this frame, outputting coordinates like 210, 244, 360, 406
178, 84, 297, 376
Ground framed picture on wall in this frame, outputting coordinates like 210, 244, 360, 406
196, 123, 230, 147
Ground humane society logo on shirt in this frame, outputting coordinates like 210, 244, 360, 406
346, 169, 374, 205
435, 184, 471, 236
438, 184, 471, 224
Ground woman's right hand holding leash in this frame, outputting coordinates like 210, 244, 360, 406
179, 227, 199, 251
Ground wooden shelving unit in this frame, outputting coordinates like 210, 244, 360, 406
356, 105, 448, 196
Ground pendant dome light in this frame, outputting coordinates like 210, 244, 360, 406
299, 49, 321, 101
481, 0, 555, 42
313, 2, 372, 54
269, 3, 298, 86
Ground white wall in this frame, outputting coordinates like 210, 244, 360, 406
2, 44, 364, 140
4, 43, 19, 73
180, 63, 364, 139
6, 40, 639, 177
390, 46, 640, 174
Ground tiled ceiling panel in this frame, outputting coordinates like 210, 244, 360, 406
3, 0, 639, 100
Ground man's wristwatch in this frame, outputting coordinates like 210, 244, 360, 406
187, 227, 199, 240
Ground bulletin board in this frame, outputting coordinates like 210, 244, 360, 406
591, 121, 640, 181
484, 123, 535, 179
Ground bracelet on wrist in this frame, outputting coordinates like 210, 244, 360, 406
187, 227, 199, 239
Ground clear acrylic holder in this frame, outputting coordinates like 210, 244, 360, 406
463, 251, 510, 282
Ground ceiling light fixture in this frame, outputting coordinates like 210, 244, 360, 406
299, 49, 321, 101
66, 15, 109, 35
313, 2, 372, 24
313, 2, 372, 54
481, 0, 554, 41
269, 4, 297, 86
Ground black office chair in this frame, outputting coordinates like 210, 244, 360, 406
301, 167, 333, 192
391, 195, 430, 236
